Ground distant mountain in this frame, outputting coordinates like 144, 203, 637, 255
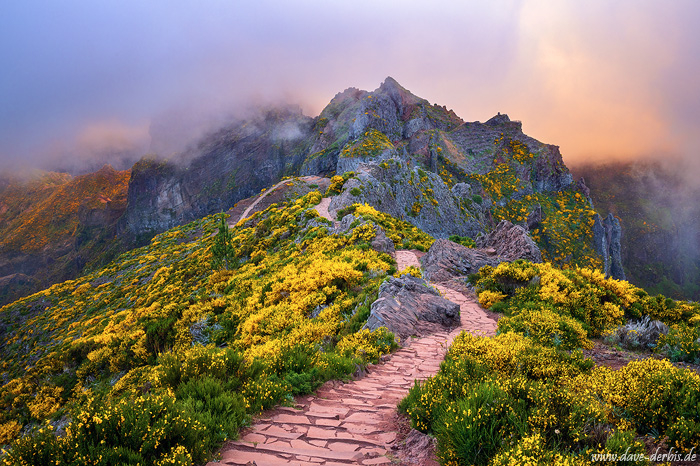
0, 165, 130, 304
572, 160, 700, 301
0, 78, 624, 304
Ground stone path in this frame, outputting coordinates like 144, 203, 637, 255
209, 295, 494, 466
313, 197, 337, 227
394, 250, 421, 271
209, 243, 496, 465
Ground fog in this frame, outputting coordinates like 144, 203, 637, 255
1, 1, 699, 175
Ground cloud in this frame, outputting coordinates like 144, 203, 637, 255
43, 120, 150, 173
0, 1, 698, 173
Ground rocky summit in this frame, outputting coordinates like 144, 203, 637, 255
120, 77, 623, 277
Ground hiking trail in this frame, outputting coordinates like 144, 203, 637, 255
211, 210, 496, 465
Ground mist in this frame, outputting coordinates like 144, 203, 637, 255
1, 1, 699, 175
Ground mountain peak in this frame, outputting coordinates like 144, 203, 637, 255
377, 76, 414, 99
485, 113, 511, 125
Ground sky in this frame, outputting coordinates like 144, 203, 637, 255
1, 0, 699, 173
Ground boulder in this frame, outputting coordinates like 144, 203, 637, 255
476, 220, 543, 263
363, 275, 460, 341
451, 182, 472, 198
370, 225, 395, 256
421, 239, 500, 282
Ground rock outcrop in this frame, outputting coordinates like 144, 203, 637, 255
330, 160, 483, 239
476, 220, 543, 263
593, 213, 626, 280
364, 275, 460, 341
120, 106, 315, 241
334, 214, 395, 256
420, 239, 501, 282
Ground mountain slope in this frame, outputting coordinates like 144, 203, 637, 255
0, 166, 130, 305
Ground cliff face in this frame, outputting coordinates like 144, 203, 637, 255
119, 106, 314, 240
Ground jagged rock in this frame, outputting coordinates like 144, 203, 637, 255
371, 225, 395, 256
593, 213, 625, 280
335, 214, 359, 234
603, 213, 625, 280
330, 160, 483, 239
421, 239, 500, 282
334, 214, 395, 256
526, 205, 543, 231
364, 275, 460, 341
476, 220, 543, 263
576, 177, 591, 199
451, 182, 472, 198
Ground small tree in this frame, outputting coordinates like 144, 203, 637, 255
212, 215, 235, 270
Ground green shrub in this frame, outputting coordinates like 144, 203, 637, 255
176, 377, 247, 450
448, 234, 475, 248
658, 323, 700, 364
1, 425, 64, 466
2, 391, 208, 466
604, 430, 647, 466
435, 379, 528, 465
497, 306, 593, 350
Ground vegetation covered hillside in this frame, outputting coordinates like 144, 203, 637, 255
0, 166, 130, 305
400, 261, 700, 464
0, 185, 435, 464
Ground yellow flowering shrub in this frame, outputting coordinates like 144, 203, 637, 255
0, 420, 22, 445
576, 359, 700, 449
336, 327, 397, 363
337, 203, 434, 251
350, 223, 377, 243
478, 290, 507, 309
396, 266, 421, 278
470, 260, 696, 341
492, 190, 603, 270
340, 129, 394, 159
27, 385, 63, 420
490, 433, 592, 466
0, 190, 402, 458
658, 323, 700, 363
325, 175, 345, 195
497, 306, 593, 350
401, 331, 700, 463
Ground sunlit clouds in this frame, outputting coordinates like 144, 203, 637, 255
0, 0, 698, 171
